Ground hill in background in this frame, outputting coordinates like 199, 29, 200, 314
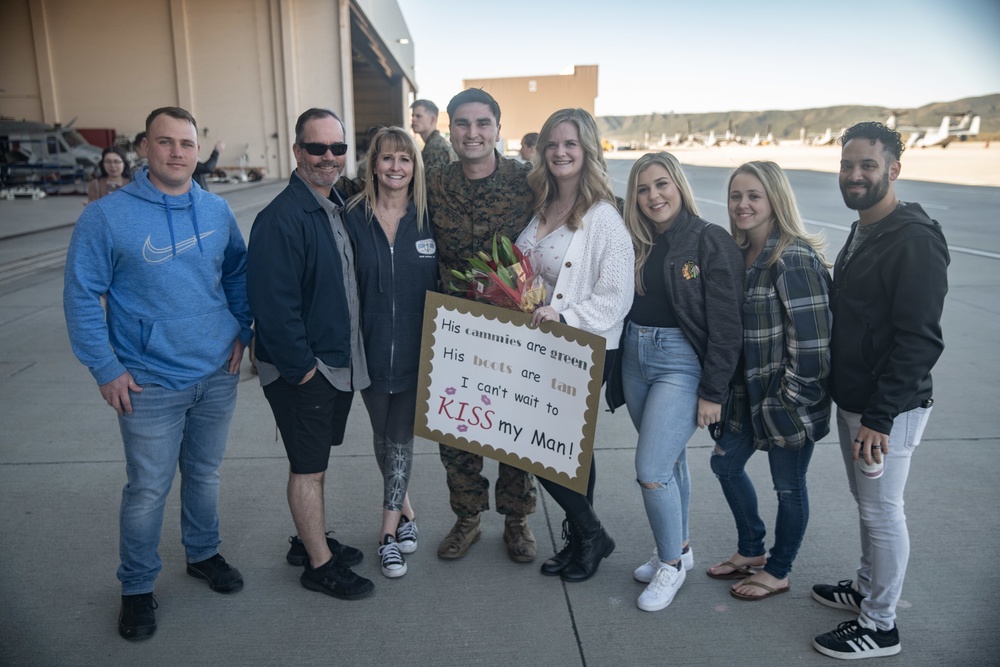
597, 93, 1000, 143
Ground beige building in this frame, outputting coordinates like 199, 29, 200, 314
0, 0, 416, 178
463, 65, 598, 152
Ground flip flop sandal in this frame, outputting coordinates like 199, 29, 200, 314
729, 577, 790, 601
706, 560, 758, 580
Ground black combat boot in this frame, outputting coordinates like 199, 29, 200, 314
540, 518, 576, 576
560, 508, 614, 582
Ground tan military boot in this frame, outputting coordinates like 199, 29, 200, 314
503, 515, 536, 563
437, 514, 482, 560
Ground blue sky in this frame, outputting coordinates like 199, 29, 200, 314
397, 0, 1000, 116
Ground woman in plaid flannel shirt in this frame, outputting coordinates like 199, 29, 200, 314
707, 161, 833, 601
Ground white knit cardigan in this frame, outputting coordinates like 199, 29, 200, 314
521, 200, 635, 348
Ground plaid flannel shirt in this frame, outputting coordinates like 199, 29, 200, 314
736, 233, 833, 450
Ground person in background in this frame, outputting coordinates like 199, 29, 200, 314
194, 140, 225, 191
707, 161, 832, 602
617, 152, 743, 612
410, 99, 455, 168
87, 146, 131, 203
519, 132, 539, 162
516, 108, 633, 582
344, 127, 438, 578
132, 132, 147, 172
811, 122, 948, 660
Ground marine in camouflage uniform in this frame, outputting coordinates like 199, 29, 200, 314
426, 151, 538, 523
428, 152, 534, 294
421, 130, 456, 169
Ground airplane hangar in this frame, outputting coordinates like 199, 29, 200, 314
0, 0, 416, 179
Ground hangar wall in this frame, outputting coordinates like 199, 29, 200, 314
0, 0, 415, 178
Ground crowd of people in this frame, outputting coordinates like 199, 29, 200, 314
63, 91, 949, 661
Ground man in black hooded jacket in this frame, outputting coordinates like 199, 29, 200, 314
811, 122, 949, 661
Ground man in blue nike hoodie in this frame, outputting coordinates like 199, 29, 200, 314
64, 107, 253, 642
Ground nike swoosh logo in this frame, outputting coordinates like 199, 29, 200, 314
142, 231, 216, 264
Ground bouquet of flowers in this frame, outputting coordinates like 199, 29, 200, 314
449, 234, 546, 313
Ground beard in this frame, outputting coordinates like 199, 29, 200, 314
298, 159, 343, 190
840, 167, 890, 211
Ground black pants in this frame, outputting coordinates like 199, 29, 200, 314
538, 348, 617, 519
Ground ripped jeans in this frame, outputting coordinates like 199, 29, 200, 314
622, 324, 700, 563
710, 405, 814, 579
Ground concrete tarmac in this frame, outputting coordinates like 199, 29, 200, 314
1, 168, 998, 666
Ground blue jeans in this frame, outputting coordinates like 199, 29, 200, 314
710, 405, 815, 579
116, 367, 240, 594
622, 324, 700, 563
838, 405, 931, 631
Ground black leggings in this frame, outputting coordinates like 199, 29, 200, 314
537, 348, 617, 518
361, 388, 417, 512
537, 460, 597, 515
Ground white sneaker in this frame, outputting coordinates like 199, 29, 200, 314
378, 535, 407, 578
634, 546, 694, 583
682, 546, 694, 572
396, 516, 418, 554
637, 563, 686, 612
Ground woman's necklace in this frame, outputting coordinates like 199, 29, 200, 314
539, 195, 576, 237
375, 200, 404, 242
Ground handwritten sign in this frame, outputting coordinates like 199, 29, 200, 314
415, 292, 605, 494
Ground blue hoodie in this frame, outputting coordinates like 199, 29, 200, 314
64, 168, 253, 390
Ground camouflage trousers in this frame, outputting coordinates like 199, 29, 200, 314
439, 444, 536, 518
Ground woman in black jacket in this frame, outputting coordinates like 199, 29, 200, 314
345, 127, 438, 578
619, 152, 744, 612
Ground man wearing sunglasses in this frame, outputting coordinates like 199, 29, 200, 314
247, 108, 373, 601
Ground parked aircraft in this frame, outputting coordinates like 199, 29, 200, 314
655, 132, 683, 147
686, 120, 742, 147
812, 128, 837, 146
747, 125, 777, 147
887, 111, 982, 149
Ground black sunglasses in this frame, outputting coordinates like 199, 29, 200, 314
299, 142, 349, 157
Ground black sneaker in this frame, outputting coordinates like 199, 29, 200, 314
395, 515, 418, 554
287, 532, 364, 567
813, 620, 900, 659
300, 557, 374, 600
812, 579, 865, 612
186, 553, 244, 593
118, 593, 157, 641
378, 535, 407, 578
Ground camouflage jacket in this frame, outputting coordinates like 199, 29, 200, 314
426, 151, 534, 290
421, 130, 456, 169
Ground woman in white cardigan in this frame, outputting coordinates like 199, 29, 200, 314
516, 108, 634, 582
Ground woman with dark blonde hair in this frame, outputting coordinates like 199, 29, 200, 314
615, 152, 743, 611
344, 126, 437, 578
87, 146, 131, 203
707, 161, 832, 601
516, 108, 634, 582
